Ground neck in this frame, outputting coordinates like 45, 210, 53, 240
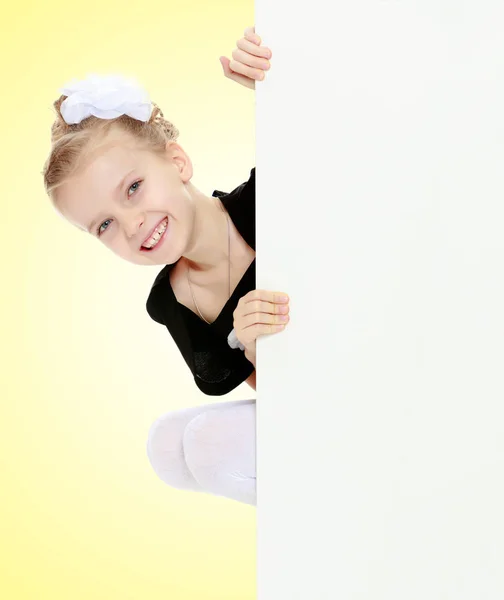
182, 183, 229, 272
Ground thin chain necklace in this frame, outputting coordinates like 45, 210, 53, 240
186, 207, 231, 325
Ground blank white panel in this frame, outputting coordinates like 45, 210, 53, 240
255, 2, 504, 599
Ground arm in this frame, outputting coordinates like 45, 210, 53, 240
245, 347, 256, 389
245, 346, 256, 369
246, 371, 256, 391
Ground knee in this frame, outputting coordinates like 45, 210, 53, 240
146, 412, 201, 492
182, 407, 256, 499
182, 411, 224, 491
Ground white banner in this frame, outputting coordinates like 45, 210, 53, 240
256, 2, 504, 598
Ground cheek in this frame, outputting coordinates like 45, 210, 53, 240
152, 190, 183, 217
149, 174, 190, 212
100, 230, 127, 255
142, 180, 169, 212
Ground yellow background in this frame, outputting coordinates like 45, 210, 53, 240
0, 1, 256, 598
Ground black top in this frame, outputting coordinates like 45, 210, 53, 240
146, 168, 256, 396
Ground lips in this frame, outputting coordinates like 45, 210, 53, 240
141, 217, 168, 251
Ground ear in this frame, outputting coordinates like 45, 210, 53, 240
164, 141, 193, 183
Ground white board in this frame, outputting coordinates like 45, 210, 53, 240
255, 2, 504, 598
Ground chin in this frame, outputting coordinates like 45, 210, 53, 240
115, 241, 184, 267
129, 251, 181, 268
112, 251, 154, 267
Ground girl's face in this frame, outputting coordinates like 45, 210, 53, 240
56, 131, 195, 266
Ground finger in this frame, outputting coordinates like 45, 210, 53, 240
242, 290, 290, 306
228, 58, 265, 81
220, 56, 255, 89
240, 311, 290, 329
237, 37, 272, 60
241, 299, 289, 317
241, 322, 286, 345
232, 47, 270, 72
244, 26, 261, 45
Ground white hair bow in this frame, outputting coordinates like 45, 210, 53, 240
60, 74, 153, 125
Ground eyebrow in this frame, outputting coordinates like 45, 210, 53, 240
86, 169, 136, 234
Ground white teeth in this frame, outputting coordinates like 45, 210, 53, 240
143, 218, 167, 249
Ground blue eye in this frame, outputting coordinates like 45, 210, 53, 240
128, 180, 142, 196
98, 219, 112, 236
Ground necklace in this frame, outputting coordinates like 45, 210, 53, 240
186, 207, 231, 325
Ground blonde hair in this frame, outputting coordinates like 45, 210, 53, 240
42, 95, 179, 200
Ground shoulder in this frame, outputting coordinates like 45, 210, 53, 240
216, 168, 255, 250
145, 264, 173, 324
212, 168, 255, 201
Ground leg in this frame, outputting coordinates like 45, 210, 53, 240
147, 403, 212, 493
146, 399, 256, 505
183, 400, 256, 505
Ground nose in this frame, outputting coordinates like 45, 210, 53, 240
124, 212, 145, 239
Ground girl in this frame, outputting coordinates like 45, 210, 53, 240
42, 26, 290, 507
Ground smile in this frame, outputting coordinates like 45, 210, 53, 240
141, 217, 168, 251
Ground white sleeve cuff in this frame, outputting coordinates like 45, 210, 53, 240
227, 328, 245, 351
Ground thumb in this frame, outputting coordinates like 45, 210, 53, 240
219, 56, 232, 77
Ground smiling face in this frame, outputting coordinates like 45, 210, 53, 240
55, 129, 196, 266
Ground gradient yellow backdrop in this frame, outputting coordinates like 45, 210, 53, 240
0, 1, 256, 598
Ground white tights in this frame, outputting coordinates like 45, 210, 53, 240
146, 399, 256, 506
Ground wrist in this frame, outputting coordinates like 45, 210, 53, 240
244, 346, 256, 367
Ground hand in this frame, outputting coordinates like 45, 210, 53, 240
220, 26, 272, 90
233, 290, 290, 365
